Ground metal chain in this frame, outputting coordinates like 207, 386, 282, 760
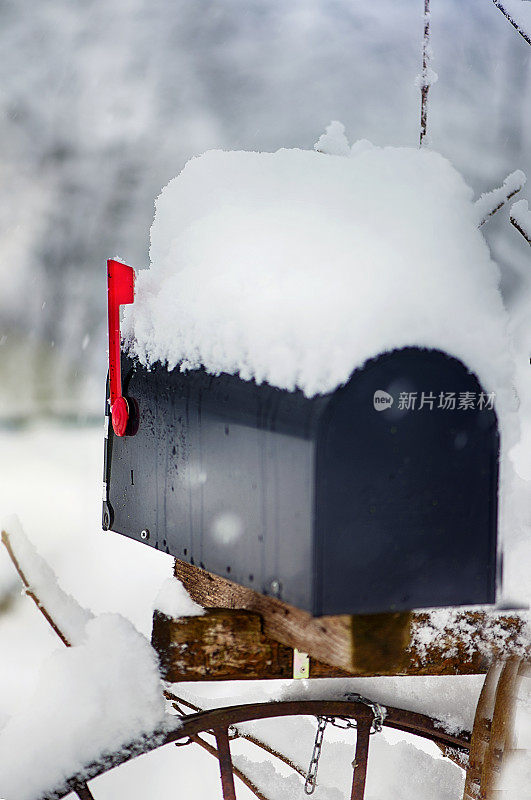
304, 716, 328, 795
327, 716, 357, 730
344, 693, 386, 733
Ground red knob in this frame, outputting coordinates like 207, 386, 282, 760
111, 396, 129, 437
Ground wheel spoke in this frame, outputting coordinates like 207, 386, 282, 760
214, 727, 237, 800
350, 721, 371, 800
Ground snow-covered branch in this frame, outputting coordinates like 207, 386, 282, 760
0, 518, 168, 800
475, 169, 526, 226
1, 517, 93, 646
492, 0, 531, 47
510, 198, 531, 245
418, 0, 437, 146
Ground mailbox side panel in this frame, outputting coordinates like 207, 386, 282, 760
314, 348, 499, 616
105, 357, 320, 611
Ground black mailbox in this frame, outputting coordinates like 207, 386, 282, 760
103, 346, 499, 615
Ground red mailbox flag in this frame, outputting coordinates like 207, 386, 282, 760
107, 259, 135, 436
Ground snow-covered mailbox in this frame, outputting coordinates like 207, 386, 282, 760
103, 142, 509, 616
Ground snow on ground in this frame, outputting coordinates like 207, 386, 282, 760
0, 423, 174, 727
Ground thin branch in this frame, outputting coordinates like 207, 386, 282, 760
1, 530, 71, 647
510, 199, 531, 245
164, 690, 307, 778
492, 0, 531, 47
72, 783, 96, 800
236, 730, 307, 779
1, 531, 98, 798
511, 215, 531, 245
419, 0, 432, 147
164, 689, 202, 713
475, 169, 526, 226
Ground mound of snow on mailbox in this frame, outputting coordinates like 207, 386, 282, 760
123, 141, 515, 438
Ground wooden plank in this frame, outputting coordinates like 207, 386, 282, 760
152, 608, 351, 681
173, 559, 411, 674
173, 559, 530, 676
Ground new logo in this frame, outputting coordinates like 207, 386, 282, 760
373, 390, 394, 411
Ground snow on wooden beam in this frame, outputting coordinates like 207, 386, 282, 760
168, 560, 530, 678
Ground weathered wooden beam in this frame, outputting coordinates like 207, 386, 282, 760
173, 559, 413, 675
152, 608, 351, 681
172, 559, 530, 677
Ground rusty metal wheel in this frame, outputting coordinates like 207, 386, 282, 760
42, 695, 471, 800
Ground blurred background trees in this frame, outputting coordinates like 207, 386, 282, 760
0, 0, 529, 421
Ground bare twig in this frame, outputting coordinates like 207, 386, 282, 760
164, 689, 307, 778
511, 215, 531, 245
419, 0, 432, 147
1, 531, 98, 797
510, 199, 531, 245
72, 783, 96, 800
1, 530, 71, 647
475, 170, 526, 226
492, 0, 531, 47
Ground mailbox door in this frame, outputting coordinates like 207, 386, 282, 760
314, 348, 499, 616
